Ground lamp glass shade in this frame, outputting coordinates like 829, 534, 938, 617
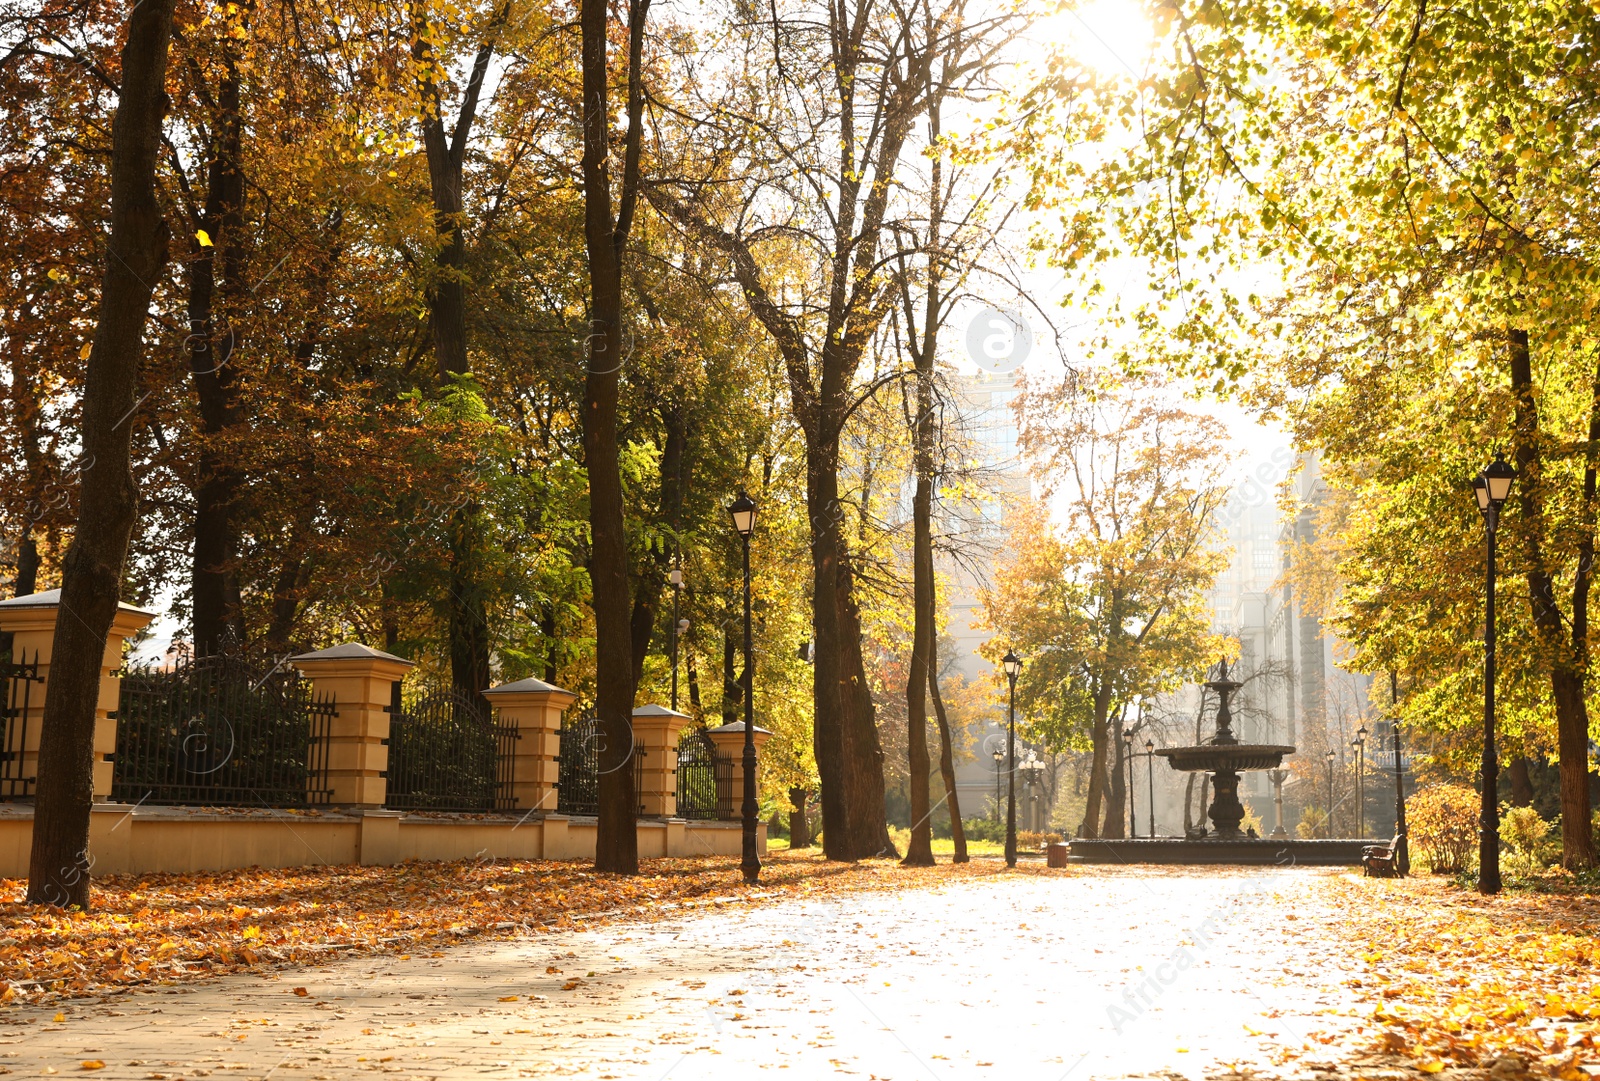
669, 568, 683, 586
728, 491, 757, 536
1472, 475, 1490, 511
1001, 649, 1022, 677
1326, 750, 1335, 760
1484, 453, 1516, 504
677, 618, 690, 633
992, 749, 1004, 762
1145, 740, 1154, 751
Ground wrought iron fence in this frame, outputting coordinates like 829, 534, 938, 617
112, 651, 336, 807
0, 649, 43, 800
675, 727, 732, 820
556, 709, 644, 816
385, 688, 518, 812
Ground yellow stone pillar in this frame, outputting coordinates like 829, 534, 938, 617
482, 677, 576, 813
0, 589, 156, 801
631, 704, 690, 817
290, 643, 414, 808
706, 721, 772, 822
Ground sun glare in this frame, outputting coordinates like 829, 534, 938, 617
1045, 0, 1157, 80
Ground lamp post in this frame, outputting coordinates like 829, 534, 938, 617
1123, 730, 1136, 839
1473, 452, 1515, 895
1325, 749, 1336, 838
1002, 649, 1022, 867
669, 566, 685, 712
728, 491, 759, 884
1145, 739, 1156, 839
1353, 725, 1367, 837
1391, 671, 1410, 875
1020, 752, 1045, 831
992, 747, 1004, 819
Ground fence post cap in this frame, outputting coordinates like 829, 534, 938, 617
704, 720, 773, 737
632, 703, 691, 720
290, 642, 415, 679
0, 588, 157, 635
482, 676, 577, 704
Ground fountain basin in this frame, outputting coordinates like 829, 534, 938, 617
1156, 745, 1294, 773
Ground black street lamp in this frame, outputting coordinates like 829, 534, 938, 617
1325, 749, 1336, 838
728, 490, 760, 884
669, 566, 685, 712
1002, 649, 1022, 867
1145, 739, 1156, 839
1123, 730, 1136, 839
1473, 452, 1515, 895
1391, 671, 1410, 875
1353, 725, 1368, 837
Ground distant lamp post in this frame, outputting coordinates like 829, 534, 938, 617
669, 567, 685, 712
1020, 752, 1046, 832
991, 747, 1005, 820
1473, 452, 1515, 895
1325, 749, 1336, 839
1145, 739, 1156, 839
728, 491, 759, 884
1353, 725, 1368, 837
1390, 671, 1410, 875
1123, 730, 1137, 839
1002, 649, 1022, 867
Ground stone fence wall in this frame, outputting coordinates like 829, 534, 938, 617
0, 591, 767, 877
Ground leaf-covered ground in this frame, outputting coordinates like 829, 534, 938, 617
0, 853, 1035, 1005
1320, 874, 1600, 1080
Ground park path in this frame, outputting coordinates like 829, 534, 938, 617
0, 866, 1370, 1081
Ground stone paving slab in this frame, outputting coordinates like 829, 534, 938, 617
0, 867, 1367, 1081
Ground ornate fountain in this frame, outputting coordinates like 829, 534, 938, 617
1154, 659, 1295, 839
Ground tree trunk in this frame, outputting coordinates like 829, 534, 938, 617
901, 379, 936, 866
27, 0, 176, 908
187, 51, 246, 655
929, 633, 967, 862
1103, 714, 1127, 839
628, 411, 686, 689
1508, 328, 1598, 870
1508, 757, 1533, 808
789, 787, 811, 848
580, 0, 650, 875
1080, 683, 1113, 838
414, 5, 505, 698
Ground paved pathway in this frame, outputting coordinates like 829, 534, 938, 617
0, 867, 1368, 1081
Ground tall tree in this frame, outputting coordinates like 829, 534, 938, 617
413, 0, 510, 697
579, 0, 650, 873
986, 375, 1229, 838
27, 0, 178, 908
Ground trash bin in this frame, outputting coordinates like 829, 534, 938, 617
1046, 841, 1069, 868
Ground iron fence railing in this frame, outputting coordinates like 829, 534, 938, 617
112, 652, 335, 807
384, 688, 518, 812
556, 709, 644, 816
675, 727, 732, 820
0, 649, 43, 800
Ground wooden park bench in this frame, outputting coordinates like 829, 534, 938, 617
1362, 833, 1405, 878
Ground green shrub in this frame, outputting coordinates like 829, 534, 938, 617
1410, 784, 1480, 874
1296, 805, 1327, 839
1501, 805, 1557, 879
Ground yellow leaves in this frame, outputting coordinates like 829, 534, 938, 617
196, 229, 214, 248
497, 995, 518, 1001
241, 925, 261, 940
46, 267, 67, 281
77, 343, 91, 360
52, 1012, 65, 1023
79, 1062, 105, 1071
1417, 1059, 1445, 1073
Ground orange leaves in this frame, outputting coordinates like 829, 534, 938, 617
1329, 876, 1600, 1073
1, 854, 1029, 1007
